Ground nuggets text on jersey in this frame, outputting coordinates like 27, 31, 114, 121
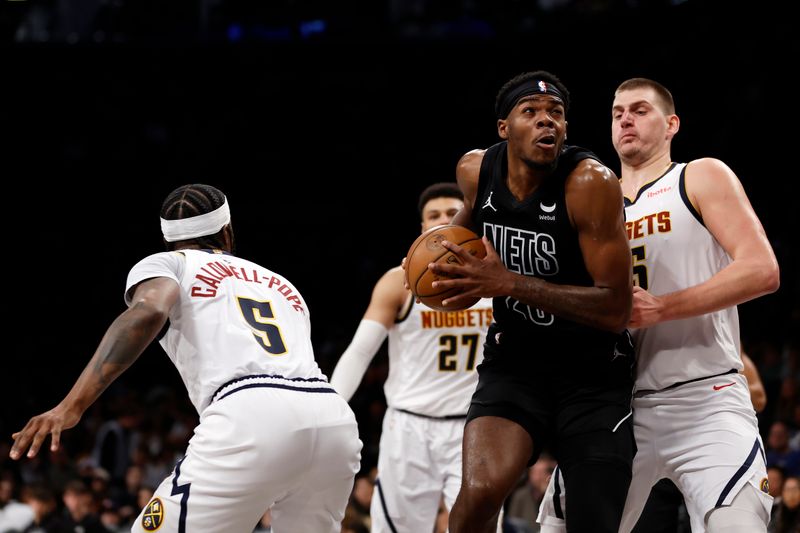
420, 308, 493, 329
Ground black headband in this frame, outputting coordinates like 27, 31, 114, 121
496, 80, 566, 119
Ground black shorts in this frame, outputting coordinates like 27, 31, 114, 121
466, 322, 634, 467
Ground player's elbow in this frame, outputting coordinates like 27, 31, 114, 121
602, 301, 631, 333
605, 312, 631, 333
760, 261, 780, 295
747, 258, 780, 298
128, 301, 171, 333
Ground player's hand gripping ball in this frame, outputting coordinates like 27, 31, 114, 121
404, 224, 487, 312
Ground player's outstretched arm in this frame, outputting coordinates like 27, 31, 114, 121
9, 277, 178, 460
630, 158, 779, 328
329, 268, 401, 400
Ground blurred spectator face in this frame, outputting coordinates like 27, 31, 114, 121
125, 465, 144, 491
101, 509, 122, 528
28, 497, 55, 520
781, 378, 797, 401
782, 477, 800, 510
352, 476, 373, 509
90, 468, 110, 494
63, 485, 94, 521
769, 421, 790, 451
22, 486, 57, 521
137, 487, 155, 510
0, 479, 13, 505
769, 467, 786, 498
529, 456, 557, 494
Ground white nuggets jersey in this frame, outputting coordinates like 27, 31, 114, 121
625, 163, 741, 391
125, 249, 326, 413
384, 298, 493, 416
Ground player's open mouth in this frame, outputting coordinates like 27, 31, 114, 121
536, 135, 556, 148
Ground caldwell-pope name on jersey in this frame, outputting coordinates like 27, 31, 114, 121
420, 308, 493, 329
190, 258, 305, 313
626, 211, 671, 240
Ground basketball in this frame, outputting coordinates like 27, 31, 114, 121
404, 224, 487, 312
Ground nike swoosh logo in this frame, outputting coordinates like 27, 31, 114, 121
540, 202, 556, 213
712, 382, 736, 391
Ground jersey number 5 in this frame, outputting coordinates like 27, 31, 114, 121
631, 245, 649, 290
237, 297, 288, 355
439, 334, 479, 372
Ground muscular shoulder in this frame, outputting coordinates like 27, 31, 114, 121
381, 265, 406, 286
363, 265, 411, 326
457, 149, 486, 179
565, 158, 620, 193
684, 157, 741, 208
374, 266, 409, 306
564, 159, 623, 228
455, 148, 488, 210
125, 251, 185, 306
685, 157, 737, 186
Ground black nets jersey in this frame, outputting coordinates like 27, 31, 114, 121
471, 141, 632, 360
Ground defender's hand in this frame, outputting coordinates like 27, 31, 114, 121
10, 406, 80, 460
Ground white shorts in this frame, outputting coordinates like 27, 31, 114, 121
538, 373, 772, 532
370, 407, 465, 533
132, 377, 362, 533
537, 465, 565, 529
620, 373, 772, 532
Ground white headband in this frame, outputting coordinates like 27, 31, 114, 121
160, 197, 231, 242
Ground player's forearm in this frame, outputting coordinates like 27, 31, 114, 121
658, 259, 779, 323
508, 273, 630, 332
61, 304, 167, 414
329, 320, 388, 401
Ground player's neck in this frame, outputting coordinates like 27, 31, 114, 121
620, 152, 672, 197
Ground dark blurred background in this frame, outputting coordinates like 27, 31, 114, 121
0, 0, 798, 530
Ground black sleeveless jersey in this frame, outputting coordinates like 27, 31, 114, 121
471, 141, 627, 356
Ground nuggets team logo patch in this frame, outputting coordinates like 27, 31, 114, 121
760, 477, 770, 494
142, 497, 165, 531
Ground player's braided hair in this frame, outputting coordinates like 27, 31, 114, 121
160, 184, 232, 251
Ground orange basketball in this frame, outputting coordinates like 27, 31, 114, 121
404, 224, 487, 312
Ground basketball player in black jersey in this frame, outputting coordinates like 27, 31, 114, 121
427, 71, 635, 533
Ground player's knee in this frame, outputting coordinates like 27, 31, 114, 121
449, 486, 504, 528
705, 484, 769, 533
